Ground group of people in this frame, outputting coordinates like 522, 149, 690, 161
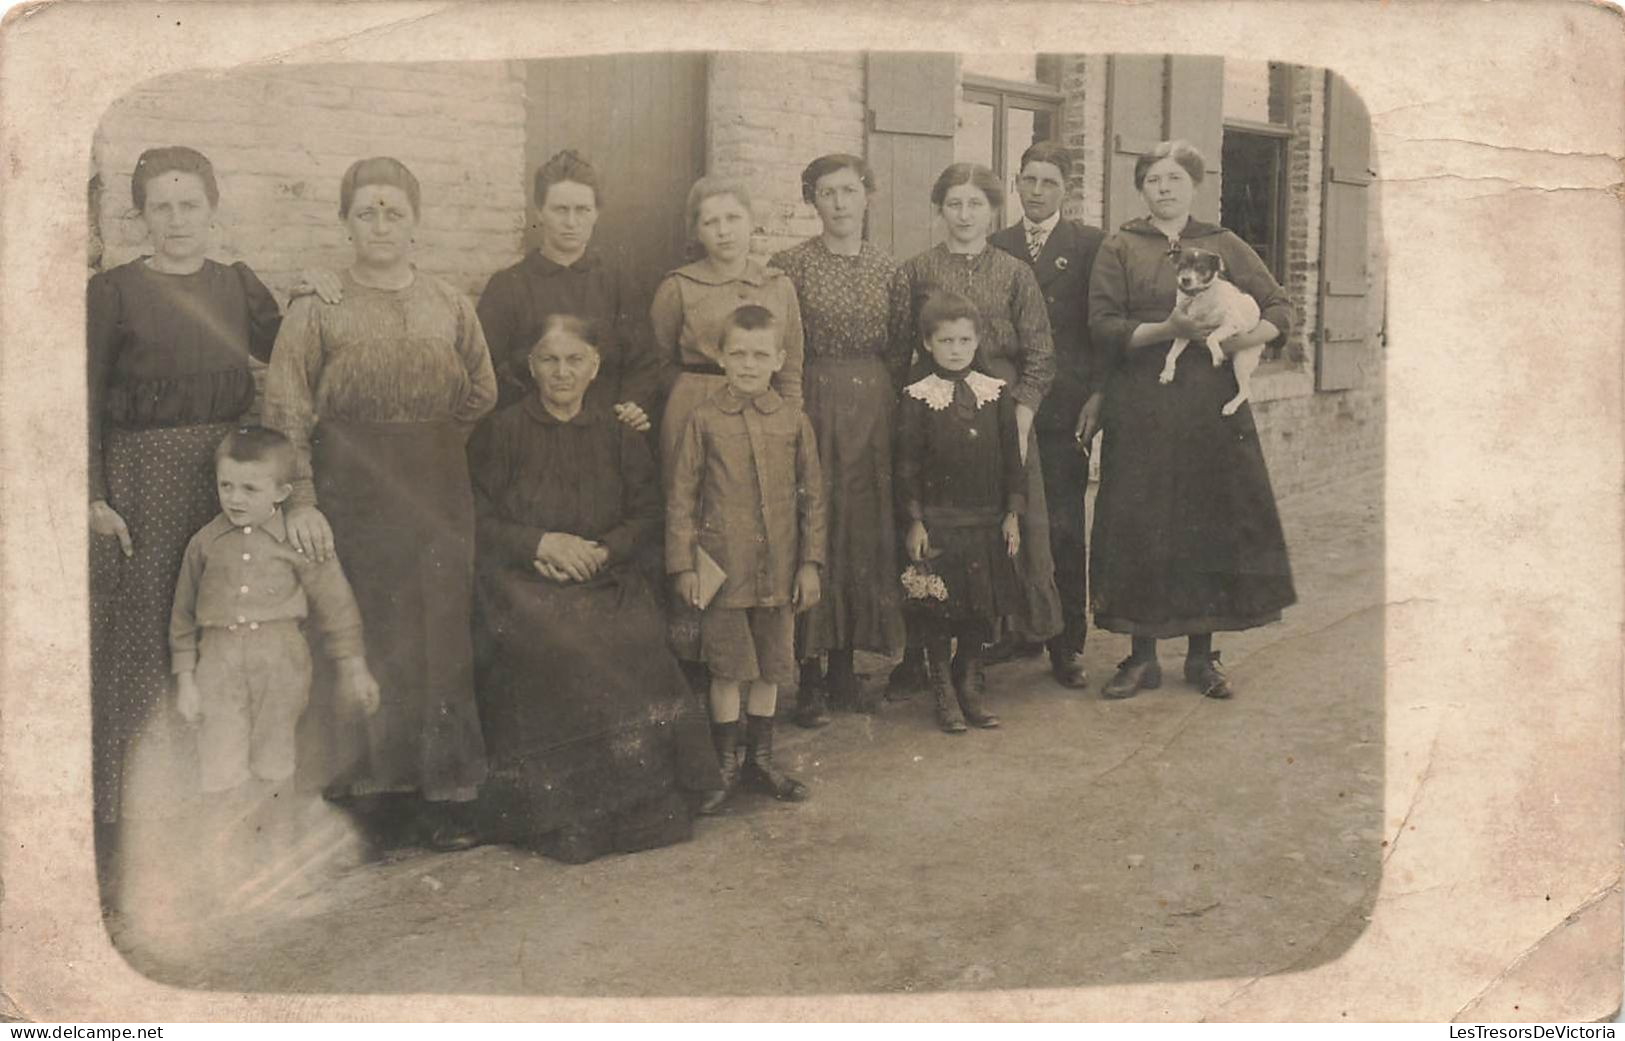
88, 135, 1296, 888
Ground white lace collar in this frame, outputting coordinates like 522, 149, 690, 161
905, 371, 1006, 411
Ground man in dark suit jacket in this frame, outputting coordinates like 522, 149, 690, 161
989, 141, 1106, 689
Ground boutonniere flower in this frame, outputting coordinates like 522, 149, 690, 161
1055, 256, 1069, 271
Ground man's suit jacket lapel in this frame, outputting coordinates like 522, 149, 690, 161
1031, 218, 1075, 289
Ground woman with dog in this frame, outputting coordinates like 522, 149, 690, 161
1086, 139, 1296, 700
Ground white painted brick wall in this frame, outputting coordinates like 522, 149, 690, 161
706, 53, 867, 259
91, 62, 528, 301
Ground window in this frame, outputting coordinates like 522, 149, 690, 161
955, 55, 1063, 227
1221, 61, 1293, 358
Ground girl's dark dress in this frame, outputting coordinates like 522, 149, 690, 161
1087, 217, 1297, 637
893, 244, 1062, 642
894, 365, 1025, 624
87, 257, 281, 823
468, 399, 721, 854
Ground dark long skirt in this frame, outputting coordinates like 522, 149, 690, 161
798, 357, 906, 658
970, 355, 1064, 645
91, 422, 233, 823
472, 564, 721, 852
1090, 345, 1296, 638
304, 419, 487, 803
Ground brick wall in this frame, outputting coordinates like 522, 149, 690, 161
91, 62, 528, 301
706, 52, 868, 259
1058, 55, 1109, 229
1253, 174, 1386, 499
1279, 65, 1324, 366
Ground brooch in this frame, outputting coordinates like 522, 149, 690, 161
1055, 256, 1069, 271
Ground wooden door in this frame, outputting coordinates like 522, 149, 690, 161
524, 53, 707, 312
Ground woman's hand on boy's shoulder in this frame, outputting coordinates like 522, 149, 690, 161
286, 505, 335, 563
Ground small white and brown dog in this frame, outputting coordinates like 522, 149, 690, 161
1160, 246, 1263, 416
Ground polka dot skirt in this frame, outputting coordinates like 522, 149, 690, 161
91, 422, 234, 823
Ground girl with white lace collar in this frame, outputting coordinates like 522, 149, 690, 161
894, 291, 1025, 734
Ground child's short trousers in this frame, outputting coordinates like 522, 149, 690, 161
193, 620, 312, 792
700, 604, 795, 684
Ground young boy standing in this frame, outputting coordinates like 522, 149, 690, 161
171, 428, 378, 803
667, 305, 826, 809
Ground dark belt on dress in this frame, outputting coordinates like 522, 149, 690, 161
679, 361, 725, 376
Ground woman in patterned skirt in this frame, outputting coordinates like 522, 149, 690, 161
769, 154, 909, 724
88, 146, 283, 837
265, 156, 498, 851
888, 162, 1064, 692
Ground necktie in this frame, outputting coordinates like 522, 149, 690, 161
1026, 224, 1045, 262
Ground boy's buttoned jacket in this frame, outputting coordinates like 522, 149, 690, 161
169, 509, 365, 674
666, 385, 826, 609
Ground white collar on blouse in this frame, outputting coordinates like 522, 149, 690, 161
904, 371, 1005, 411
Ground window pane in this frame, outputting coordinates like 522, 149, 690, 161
1222, 58, 1274, 123
1220, 129, 1286, 358
961, 52, 1038, 83
1004, 107, 1036, 224
1220, 130, 1283, 275
955, 97, 996, 168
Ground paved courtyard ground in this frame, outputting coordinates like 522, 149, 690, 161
108, 470, 1385, 999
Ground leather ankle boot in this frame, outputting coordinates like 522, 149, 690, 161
741, 714, 809, 801
928, 639, 967, 733
952, 646, 1000, 728
697, 721, 739, 815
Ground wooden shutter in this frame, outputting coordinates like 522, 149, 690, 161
1316, 70, 1373, 391
866, 52, 957, 259
1104, 54, 1164, 234
1166, 56, 1224, 224
1104, 54, 1224, 232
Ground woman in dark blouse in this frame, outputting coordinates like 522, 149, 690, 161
888, 163, 1064, 691
477, 149, 660, 430
87, 146, 283, 827
468, 316, 721, 863
1087, 140, 1296, 700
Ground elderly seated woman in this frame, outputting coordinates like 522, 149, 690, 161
467, 316, 722, 864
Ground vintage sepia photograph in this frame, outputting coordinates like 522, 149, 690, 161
2, 0, 1619, 1023
83, 49, 1386, 995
